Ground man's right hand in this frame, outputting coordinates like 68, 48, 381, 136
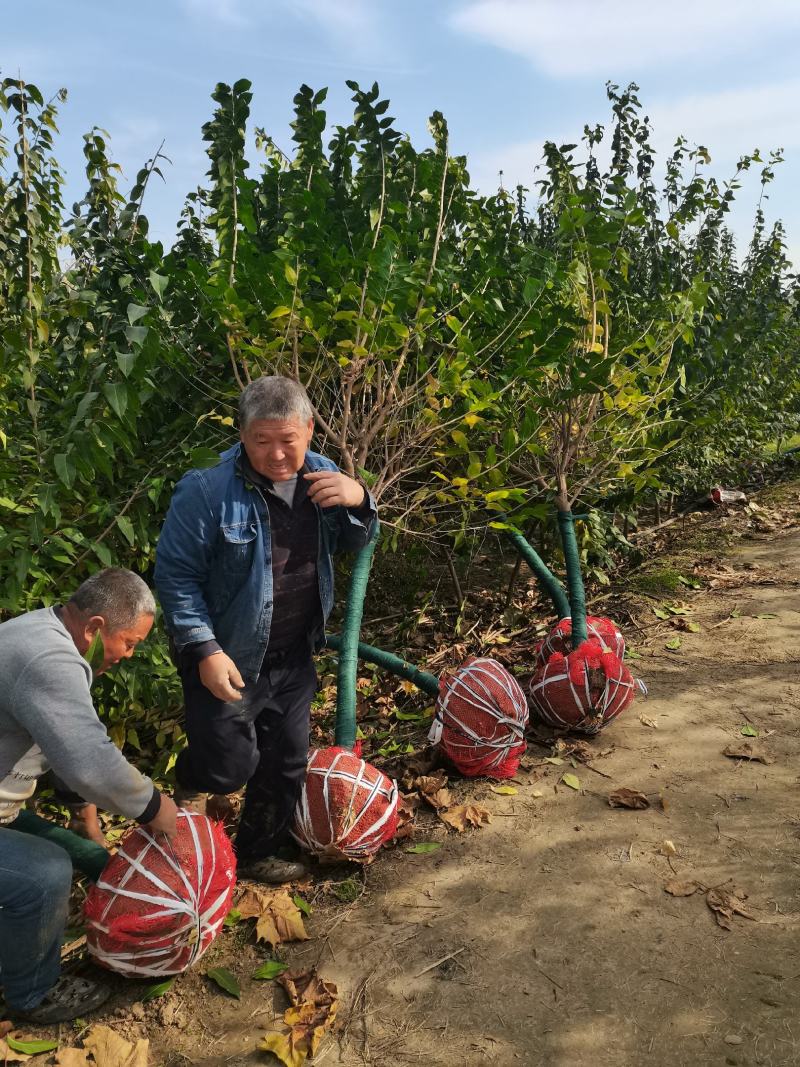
145, 793, 179, 840
199, 651, 245, 702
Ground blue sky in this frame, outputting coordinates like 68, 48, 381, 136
3, 0, 800, 263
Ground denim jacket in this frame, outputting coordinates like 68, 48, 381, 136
154, 443, 376, 682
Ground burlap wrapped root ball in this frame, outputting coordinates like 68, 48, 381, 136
529, 638, 642, 735
536, 615, 625, 665
430, 656, 529, 778
84, 810, 236, 977
292, 747, 399, 862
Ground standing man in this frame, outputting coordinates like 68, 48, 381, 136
0, 568, 178, 1024
155, 375, 376, 883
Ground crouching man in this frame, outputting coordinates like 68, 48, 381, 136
0, 568, 178, 1024
155, 375, 377, 883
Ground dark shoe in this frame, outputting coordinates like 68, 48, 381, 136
10, 975, 111, 1025
239, 856, 308, 884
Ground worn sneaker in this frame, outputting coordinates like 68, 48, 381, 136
238, 856, 309, 884
10, 975, 111, 1025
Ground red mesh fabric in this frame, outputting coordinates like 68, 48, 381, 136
292, 747, 399, 862
434, 657, 529, 779
529, 639, 637, 734
536, 616, 625, 665
84, 811, 236, 977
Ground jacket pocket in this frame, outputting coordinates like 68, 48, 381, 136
220, 522, 258, 574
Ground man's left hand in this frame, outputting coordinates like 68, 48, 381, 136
68, 803, 108, 848
304, 470, 366, 509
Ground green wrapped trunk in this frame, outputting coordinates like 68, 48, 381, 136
326, 634, 440, 698
334, 524, 380, 748
503, 527, 571, 619
557, 509, 588, 649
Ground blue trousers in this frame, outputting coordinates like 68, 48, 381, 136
0, 828, 73, 1011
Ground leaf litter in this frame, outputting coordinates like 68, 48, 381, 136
261, 969, 338, 1067
236, 886, 309, 946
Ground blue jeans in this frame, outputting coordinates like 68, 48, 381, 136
0, 827, 73, 1010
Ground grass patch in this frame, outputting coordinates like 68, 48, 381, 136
331, 876, 362, 903
629, 567, 685, 596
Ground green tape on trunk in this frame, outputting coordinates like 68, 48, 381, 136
327, 634, 440, 698
334, 524, 380, 748
10, 808, 109, 882
503, 528, 570, 619
557, 510, 588, 649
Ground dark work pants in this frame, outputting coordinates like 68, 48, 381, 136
175, 652, 318, 864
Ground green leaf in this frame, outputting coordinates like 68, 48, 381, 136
252, 959, 289, 981
116, 514, 136, 546
149, 271, 169, 300
653, 606, 671, 620
665, 636, 682, 651
223, 908, 242, 927
125, 324, 148, 346
685, 621, 701, 633
292, 893, 312, 916
6, 1037, 59, 1054
405, 842, 441, 854
756, 613, 778, 619
0, 496, 32, 513
127, 302, 148, 325
543, 756, 564, 765
54, 452, 75, 488
142, 977, 175, 1002
84, 630, 105, 673
268, 305, 292, 319
740, 724, 759, 737
207, 966, 241, 998
103, 382, 128, 419
561, 773, 581, 791
190, 447, 221, 468
284, 262, 298, 286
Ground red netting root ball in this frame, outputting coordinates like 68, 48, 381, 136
84, 810, 236, 977
292, 747, 399, 862
431, 657, 529, 779
536, 616, 625, 665
529, 639, 640, 735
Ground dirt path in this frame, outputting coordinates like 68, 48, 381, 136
54, 487, 800, 1067
309, 532, 800, 1067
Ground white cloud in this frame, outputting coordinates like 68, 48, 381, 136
450, 0, 800, 78
469, 77, 800, 194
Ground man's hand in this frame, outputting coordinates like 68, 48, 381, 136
145, 793, 179, 840
199, 650, 245, 702
68, 803, 107, 849
304, 469, 366, 509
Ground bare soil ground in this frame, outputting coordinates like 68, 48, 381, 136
9, 481, 800, 1067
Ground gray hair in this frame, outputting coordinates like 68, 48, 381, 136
238, 375, 314, 430
69, 568, 156, 631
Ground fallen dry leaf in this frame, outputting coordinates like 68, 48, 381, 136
83, 1025, 149, 1067
262, 970, 338, 1067
0, 1037, 30, 1063
439, 804, 492, 832
722, 743, 773, 765
661, 839, 677, 856
55, 1050, 92, 1066
414, 772, 450, 811
236, 887, 309, 947
639, 715, 658, 729
706, 884, 756, 930
664, 880, 700, 897
608, 788, 650, 810
0, 1022, 13, 1038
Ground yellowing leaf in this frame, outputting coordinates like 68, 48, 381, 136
463, 413, 480, 427
81, 1025, 149, 1067
561, 773, 581, 791
490, 785, 518, 795
439, 804, 491, 832
237, 887, 309, 947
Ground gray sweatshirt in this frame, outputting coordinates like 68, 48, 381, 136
0, 607, 159, 825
